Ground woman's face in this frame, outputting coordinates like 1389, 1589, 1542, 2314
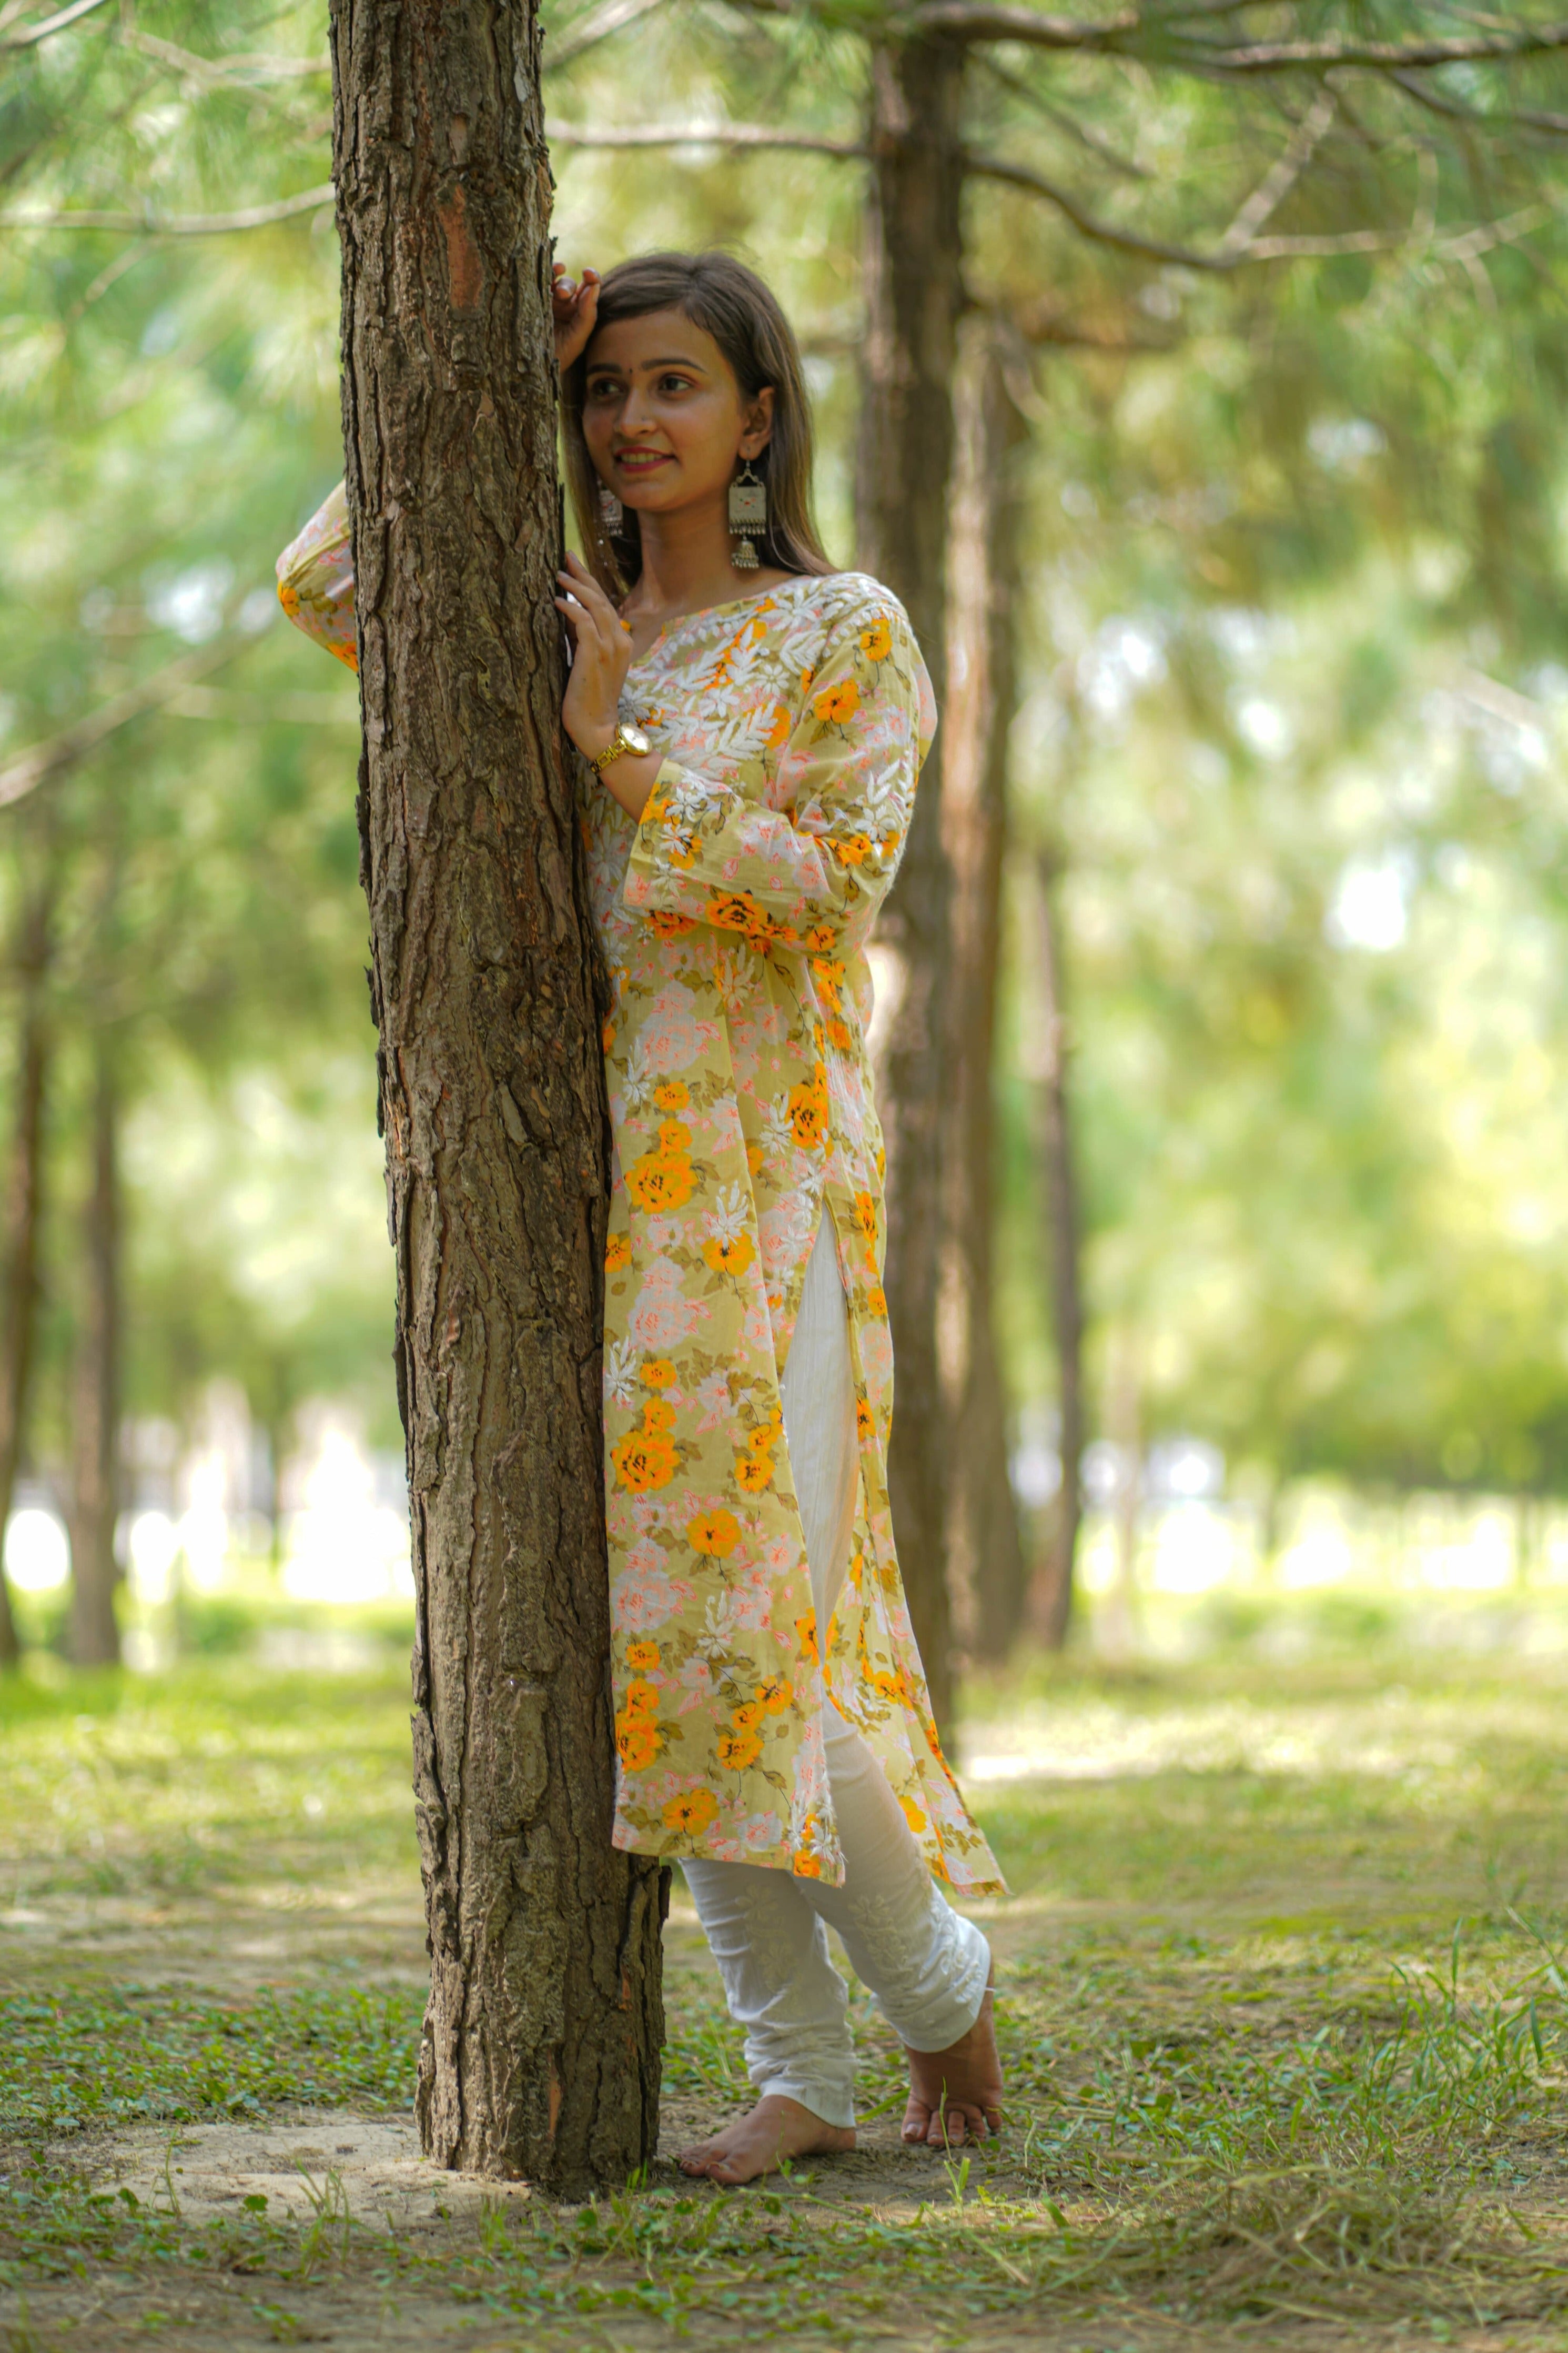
580, 307, 774, 525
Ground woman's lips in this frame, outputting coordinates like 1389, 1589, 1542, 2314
615, 450, 672, 476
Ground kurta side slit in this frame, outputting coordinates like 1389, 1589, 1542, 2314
683, 1215, 990, 2127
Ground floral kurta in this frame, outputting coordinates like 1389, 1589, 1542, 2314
277, 498, 1004, 1898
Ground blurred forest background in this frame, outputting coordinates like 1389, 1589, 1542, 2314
5, 0, 1568, 1685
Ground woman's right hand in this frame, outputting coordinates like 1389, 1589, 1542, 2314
553, 263, 600, 373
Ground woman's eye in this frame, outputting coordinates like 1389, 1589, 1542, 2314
657, 375, 694, 395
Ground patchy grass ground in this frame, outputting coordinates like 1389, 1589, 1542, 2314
2, 1638, 1567, 2350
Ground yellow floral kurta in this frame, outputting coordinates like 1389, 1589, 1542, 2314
277, 499, 1004, 1897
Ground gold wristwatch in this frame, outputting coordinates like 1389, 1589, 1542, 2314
591, 720, 651, 774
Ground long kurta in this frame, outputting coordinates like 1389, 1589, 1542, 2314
277, 489, 1005, 1897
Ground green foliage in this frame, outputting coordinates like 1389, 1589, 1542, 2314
9, 3, 1568, 1512
0, 1981, 421, 2138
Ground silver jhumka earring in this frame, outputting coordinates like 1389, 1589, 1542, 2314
728, 461, 766, 571
599, 484, 624, 535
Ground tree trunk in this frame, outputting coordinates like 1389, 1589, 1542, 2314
944, 315, 1029, 1664
0, 871, 56, 1668
857, 32, 967, 1733
1101, 1327, 1141, 1662
69, 1040, 121, 1667
1035, 846, 1084, 1652
330, 0, 664, 2191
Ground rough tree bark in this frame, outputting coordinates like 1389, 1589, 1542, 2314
943, 315, 1029, 1664
856, 32, 967, 1733
0, 866, 56, 1668
330, 0, 664, 2189
69, 1040, 121, 1667
1035, 843, 1084, 1650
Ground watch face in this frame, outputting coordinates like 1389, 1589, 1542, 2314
622, 722, 651, 755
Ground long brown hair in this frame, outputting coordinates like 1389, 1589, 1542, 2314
561, 250, 834, 598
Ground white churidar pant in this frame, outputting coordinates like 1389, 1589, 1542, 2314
682, 1215, 991, 2128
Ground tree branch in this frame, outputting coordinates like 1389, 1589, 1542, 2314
1214, 86, 1337, 257
1392, 67, 1568, 140
0, 635, 252, 810
121, 31, 331, 86
549, 120, 867, 155
547, 0, 671, 66
911, 4, 1137, 46
0, 184, 335, 234
968, 149, 1409, 268
0, 0, 112, 50
1169, 19, 1568, 72
909, 1, 1568, 71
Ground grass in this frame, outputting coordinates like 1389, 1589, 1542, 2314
3, 1635, 1568, 2346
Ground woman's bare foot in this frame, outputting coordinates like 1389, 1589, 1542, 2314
677, 2094, 855, 2186
902, 1983, 1004, 2148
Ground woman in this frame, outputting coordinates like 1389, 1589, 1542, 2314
278, 250, 1006, 2186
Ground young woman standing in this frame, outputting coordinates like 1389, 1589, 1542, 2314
278, 250, 1006, 2185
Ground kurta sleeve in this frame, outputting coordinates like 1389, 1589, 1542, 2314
276, 481, 358, 671
623, 591, 934, 952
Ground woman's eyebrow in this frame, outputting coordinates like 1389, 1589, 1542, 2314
586, 356, 711, 375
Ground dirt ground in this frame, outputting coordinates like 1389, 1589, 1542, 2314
5, 1654, 1568, 2351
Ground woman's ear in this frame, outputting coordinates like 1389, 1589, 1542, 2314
737, 385, 776, 459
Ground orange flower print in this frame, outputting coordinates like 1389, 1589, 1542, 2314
795, 1611, 820, 1664
788, 1063, 829, 1151
611, 1401, 679, 1494
792, 1851, 823, 1879
859, 616, 892, 661
704, 892, 797, 950
731, 1701, 763, 1731
277, 580, 301, 620
746, 1142, 764, 1176
756, 1675, 793, 1715
702, 1231, 754, 1277
625, 1639, 661, 1672
642, 1359, 675, 1389
687, 1508, 742, 1557
811, 956, 845, 1011
831, 832, 873, 868
648, 910, 695, 938
804, 924, 836, 953
625, 1155, 693, 1214
735, 1453, 773, 1494
854, 1192, 877, 1242
718, 1729, 763, 1771
813, 677, 859, 727
625, 1120, 695, 1214
800, 665, 815, 694
624, 1677, 660, 1722
766, 701, 792, 749
653, 1079, 690, 1111
605, 1232, 632, 1275
601, 1018, 617, 1052
826, 1017, 853, 1052
866, 1285, 887, 1318
856, 1397, 875, 1444
616, 1717, 660, 1772
662, 1787, 717, 1834
900, 1796, 928, 1834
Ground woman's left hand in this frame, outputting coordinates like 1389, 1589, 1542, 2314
555, 551, 632, 760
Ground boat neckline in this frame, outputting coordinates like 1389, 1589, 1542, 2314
625, 570, 836, 670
